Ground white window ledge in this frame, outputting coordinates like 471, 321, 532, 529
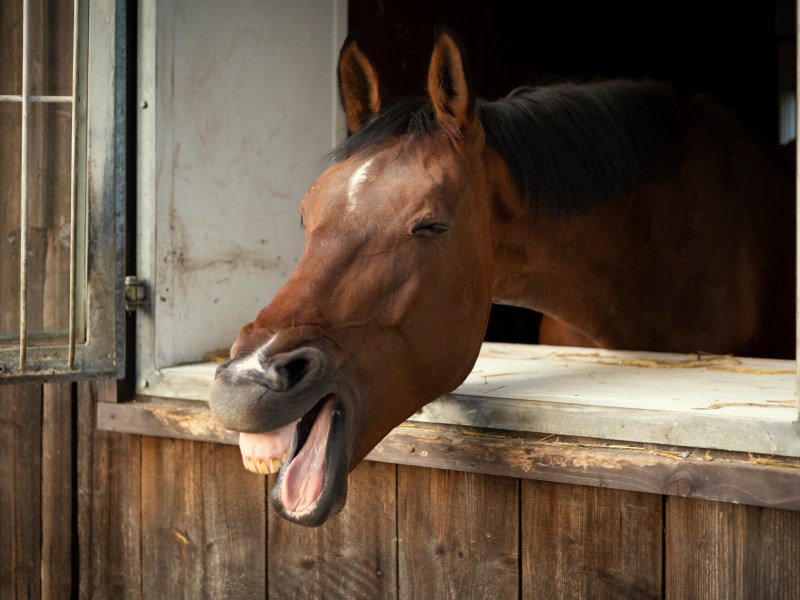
132, 342, 800, 458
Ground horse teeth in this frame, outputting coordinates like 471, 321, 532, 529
243, 456, 257, 473
242, 451, 291, 475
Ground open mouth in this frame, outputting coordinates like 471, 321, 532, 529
238, 393, 346, 525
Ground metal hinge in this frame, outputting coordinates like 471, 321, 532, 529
124, 275, 148, 311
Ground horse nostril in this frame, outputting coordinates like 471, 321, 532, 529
263, 354, 315, 392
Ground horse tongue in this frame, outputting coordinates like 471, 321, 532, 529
280, 396, 336, 514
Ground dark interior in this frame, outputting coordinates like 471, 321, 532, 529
349, 0, 796, 344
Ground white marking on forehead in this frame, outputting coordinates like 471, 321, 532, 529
346, 158, 374, 212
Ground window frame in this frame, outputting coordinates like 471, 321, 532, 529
0, 0, 127, 383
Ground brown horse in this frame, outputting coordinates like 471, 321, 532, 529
209, 28, 795, 526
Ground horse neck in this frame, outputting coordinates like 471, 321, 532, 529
483, 151, 666, 348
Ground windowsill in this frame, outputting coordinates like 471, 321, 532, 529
126, 342, 800, 456
98, 343, 800, 511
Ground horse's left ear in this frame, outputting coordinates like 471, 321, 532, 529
338, 33, 386, 135
427, 26, 476, 136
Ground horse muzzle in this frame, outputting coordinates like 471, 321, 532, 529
210, 345, 333, 433
209, 342, 352, 526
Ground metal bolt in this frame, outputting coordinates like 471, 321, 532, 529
139, 99, 148, 109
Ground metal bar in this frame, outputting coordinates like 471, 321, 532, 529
0, 95, 74, 103
18, 0, 30, 370
68, 0, 80, 369
30, 95, 74, 102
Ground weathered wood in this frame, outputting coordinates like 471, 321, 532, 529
374, 423, 800, 511
41, 382, 74, 599
0, 384, 43, 600
268, 460, 397, 599
100, 401, 800, 511
140, 437, 266, 600
397, 466, 519, 599
522, 480, 662, 599
99, 397, 237, 444
666, 497, 800, 599
0, 0, 22, 340
77, 379, 142, 598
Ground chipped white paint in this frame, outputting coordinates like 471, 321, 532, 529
346, 158, 374, 212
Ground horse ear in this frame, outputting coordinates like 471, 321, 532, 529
427, 26, 475, 135
338, 33, 385, 135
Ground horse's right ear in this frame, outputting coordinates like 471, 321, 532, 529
338, 33, 385, 135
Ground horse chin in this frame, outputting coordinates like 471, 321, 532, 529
265, 394, 348, 527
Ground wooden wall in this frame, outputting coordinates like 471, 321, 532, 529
3, 381, 800, 599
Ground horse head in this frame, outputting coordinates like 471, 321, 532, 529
210, 28, 496, 526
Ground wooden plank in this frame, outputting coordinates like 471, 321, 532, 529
268, 460, 397, 599
373, 423, 800, 511
0, 384, 43, 600
397, 466, 518, 599
197, 442, 267, 599
0, 0, 22, 341
41, 382, 74, 599
99, 397, 237, 444
99, 401, 800, 511
77, 380, 142, 598
522, 480, 662, 599
140, 437, 266, 599
415, 392, 800, 459
666, 497, 800, 599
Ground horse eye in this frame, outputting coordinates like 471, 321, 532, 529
299, 214, 305, 229
411, 222, 450, 237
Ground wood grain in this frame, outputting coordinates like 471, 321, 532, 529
373, 422, 800, 511
397, 466, 519, 600
0, 0, 22, 339
41, 382, 74, 599
0, 384, 43, 600
268, 460, 397, 600
141, 437, 267, 599
522, 480, 662, 599
77, 379, 142, 598
666, 497, 800, 599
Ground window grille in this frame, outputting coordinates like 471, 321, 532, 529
0, 0, 125, 382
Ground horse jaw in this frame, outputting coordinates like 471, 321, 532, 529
277, 398, 336, 512
236, 394, 349, 527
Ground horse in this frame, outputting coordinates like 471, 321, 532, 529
209, 28, 795, 526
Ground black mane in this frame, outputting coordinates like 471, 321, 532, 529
328, 79, 681, 216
